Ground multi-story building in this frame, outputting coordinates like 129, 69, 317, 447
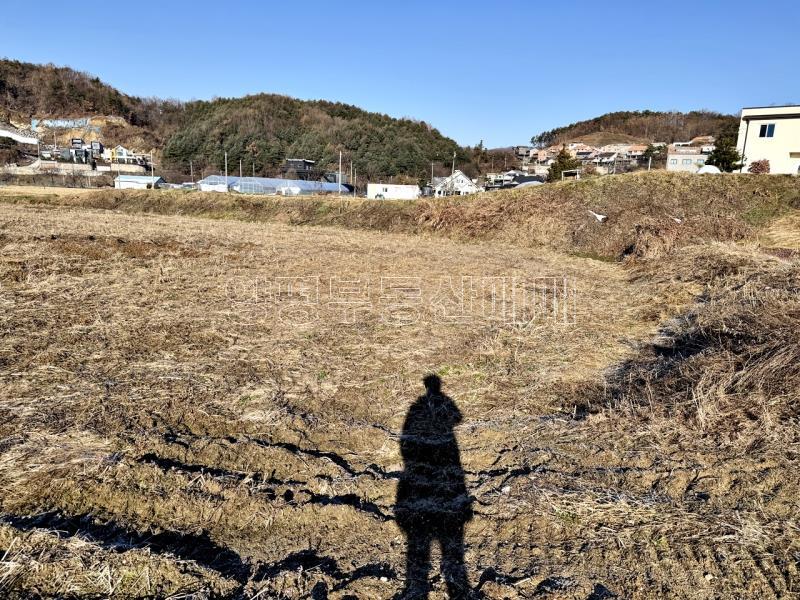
666, 145, 708, 173
736, 105, 800, 174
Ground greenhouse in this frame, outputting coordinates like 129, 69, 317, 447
197, 175, 239, 193
197, 175, 346, 196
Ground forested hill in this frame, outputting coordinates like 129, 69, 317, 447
0, 58, 472, 180
162, 95, 468, 181
531, 110, 738, 147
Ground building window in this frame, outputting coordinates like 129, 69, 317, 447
696, 159, 705, 164
759, 123, 775, 138
670, 159, 677, 165
682, 159, 692, 165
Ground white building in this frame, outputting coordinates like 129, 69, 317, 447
366, 183, 421, 200
666, 146, 708, 173
114, 175, 164, 189
103, 145, 147, 165
736, 105, 800, 175
434, 170, 480, 196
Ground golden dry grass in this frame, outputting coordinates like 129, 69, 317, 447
2, 170, 799, 262
0, 190, 798, 599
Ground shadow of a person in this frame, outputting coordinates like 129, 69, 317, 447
395, 374, 473, 599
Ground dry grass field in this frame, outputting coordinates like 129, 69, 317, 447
0, 175, 798, 599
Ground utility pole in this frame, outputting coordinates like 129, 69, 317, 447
450, 151, 456, 196
648, 156, 652, 171
338, 150, 342, 196
190, 160, 194, 183
252, 162, 255, 177
224, 152, 228, 190
353, 166, 356, 198
239, 159, 242, 178
150, 151, 154, 187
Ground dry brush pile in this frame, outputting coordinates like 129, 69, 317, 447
612, 245, 800, 443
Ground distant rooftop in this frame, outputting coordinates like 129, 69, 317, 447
741, 104, 800, 110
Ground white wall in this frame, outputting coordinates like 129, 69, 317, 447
367, 183, 420, 200
434, 171, 479, 196
97, 163, 147, 174
666, 152, 706, 173
199, 183, 231, 193
737, 106, 800, 175
0, 128, 39, 145
114, 181, 150, 189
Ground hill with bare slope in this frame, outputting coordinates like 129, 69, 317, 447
531, 110, 738, 147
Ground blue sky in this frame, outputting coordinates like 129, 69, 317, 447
2, 1, 798, 147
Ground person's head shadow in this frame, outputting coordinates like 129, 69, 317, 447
395, 374, 475, 599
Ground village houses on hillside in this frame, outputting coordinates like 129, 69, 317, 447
513, 141, 666, 177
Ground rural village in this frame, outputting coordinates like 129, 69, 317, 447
2, 105, 799, 199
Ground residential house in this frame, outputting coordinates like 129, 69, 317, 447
484, 172, 512, 190
666, 145, 708, 172
533, 148, 556, 165
626, 144, 648, 163
736, 105, 800, 174
103, 145, 147, 165
434, 170, 480, 196
513, 146, 534, 161
599, 144, 633, 154
593, 151, 620, 166
281, 158, 318, 180
485, 171, 544, 190
574, 148, 598, 164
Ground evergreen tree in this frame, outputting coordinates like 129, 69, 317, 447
705, 122, 743, 172
643, 144, 664, 161
548, 146, 581, 181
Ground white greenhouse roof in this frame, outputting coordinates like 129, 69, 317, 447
198, 175, 345, 193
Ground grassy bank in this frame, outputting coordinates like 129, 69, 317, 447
2, 171, 799, 260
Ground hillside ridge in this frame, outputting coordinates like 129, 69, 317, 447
0, 58, 471, 181
531, 110, 738, 147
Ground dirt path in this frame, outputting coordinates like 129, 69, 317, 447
0, 203, 796, 599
